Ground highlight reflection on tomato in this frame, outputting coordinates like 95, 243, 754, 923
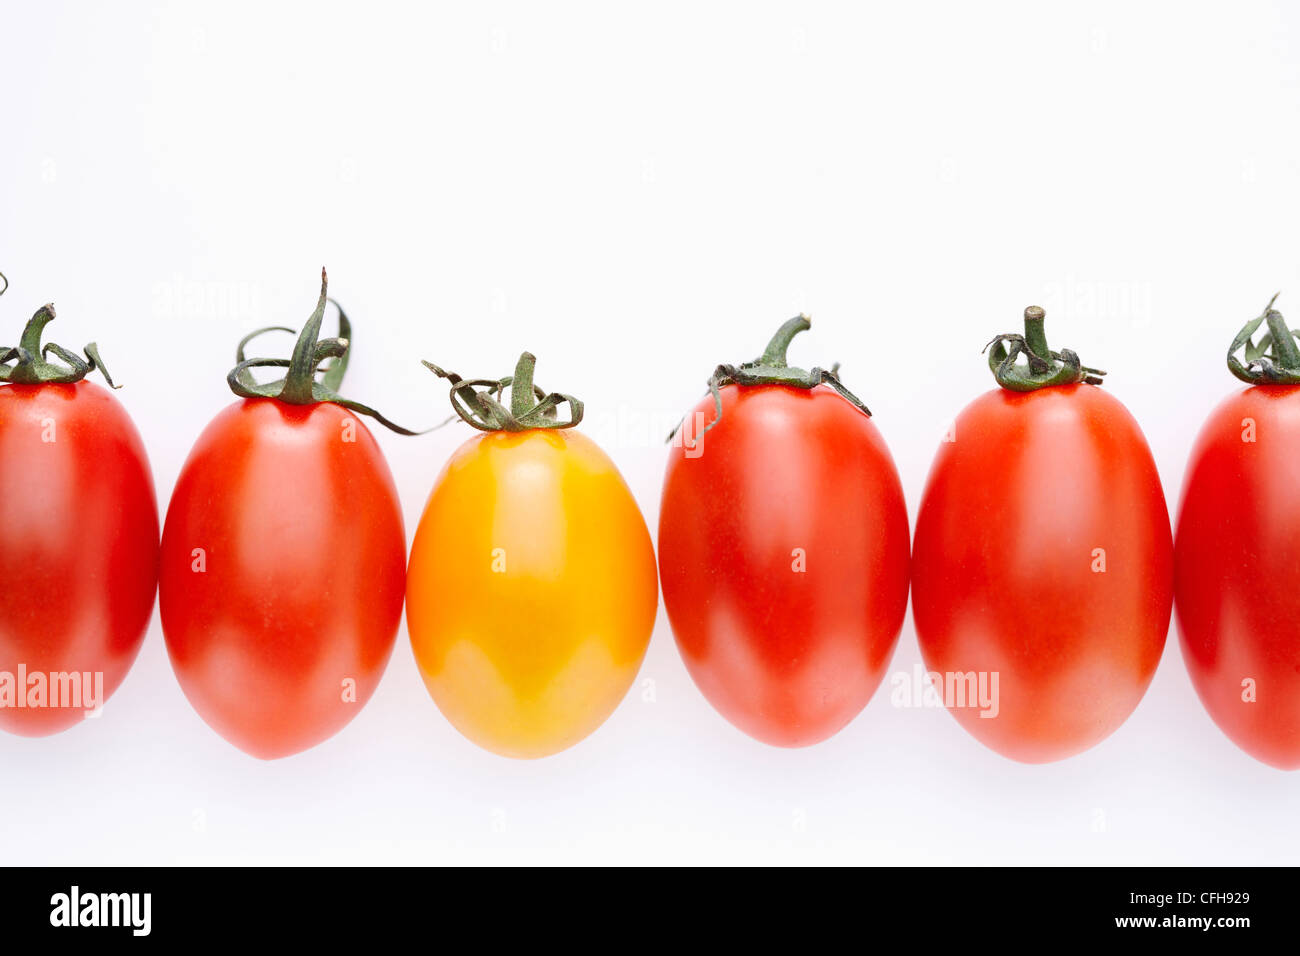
912, 306, 1172, 763
406, 353, 657, 759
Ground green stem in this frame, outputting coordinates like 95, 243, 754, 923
1022, 306, 1050, 360
227, 268, 426, 434
0, 283, 118, 387
1227, 293, 1300, 384
18, 307, 55, 355
510, 352, 537, 419
423, 351, 583, 432
1264, 305, 1300, 369
985, 305, 1105, 391
665, 314, 870, 441
759, 314, 811, 367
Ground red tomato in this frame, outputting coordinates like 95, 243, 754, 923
659, 325, 910, 747
1175, 385, 1300, 769
912, 384, 1172, 763
159, 274, 408, 759
160, 399, 405, 759
0, 381, 159, 735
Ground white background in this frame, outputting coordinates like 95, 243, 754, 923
1, 0, 1297, 865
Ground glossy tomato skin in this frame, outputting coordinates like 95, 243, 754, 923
406, 429, 657, 759
658, 384, 911, 747
1175, 386, 1300, 769
159, 398, 405, 759
912, 385, 1172, 763
0, 382, 159, 735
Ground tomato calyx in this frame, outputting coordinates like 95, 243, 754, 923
1226, 293, 1300, 385
0, 272, 118, 387
667, 314, 870, 441
421, 351, 583, 432
984, 305, 1106, 391
227, 268, 424, 434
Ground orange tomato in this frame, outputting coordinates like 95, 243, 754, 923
406, 428, 658, 759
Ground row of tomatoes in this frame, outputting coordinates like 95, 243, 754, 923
1, 271, 1296, 768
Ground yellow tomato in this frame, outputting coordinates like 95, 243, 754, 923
406, 428, 658, 758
